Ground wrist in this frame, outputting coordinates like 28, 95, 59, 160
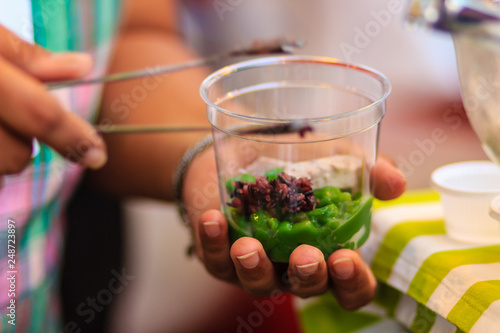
174, 135, 218, 227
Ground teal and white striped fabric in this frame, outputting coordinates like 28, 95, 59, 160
0, 1, 121, 331
297, 190, 500, 333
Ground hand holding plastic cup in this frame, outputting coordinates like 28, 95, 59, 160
200, 56, 391, 262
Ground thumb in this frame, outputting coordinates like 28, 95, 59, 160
0, 24, 92, 81
370, 157, 406, 200
328, 249, 377, 311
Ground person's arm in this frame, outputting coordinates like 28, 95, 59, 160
86, 0, 210, 200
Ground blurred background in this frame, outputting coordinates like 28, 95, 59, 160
63, 1, 488, 332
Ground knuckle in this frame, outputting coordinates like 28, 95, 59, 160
241, 276, 275, 297
294, 287, 328, 299
206, 262, 235, 281
295, 292, 316, 299
291, 276, 329, 298
27, 97, 64, 134
338, 299, 361, 311
294, 279, 316, 291
335, 272, 365, 293
295, 292, 311, 299
244, 285, 274, 298
237, 266, 269, 283
340, 299, 367, 311
295, 272, 327, 289
339, 282, 360, 294
337, 290, 375, 311
1, 147, 31, 175
2, 163, 25, 175
202, 239, 227, 254
363, 288, 376, 304
245, 289, 268, 298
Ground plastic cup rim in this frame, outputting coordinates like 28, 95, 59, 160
490, 195, 500, 222
199, 55, 392, 124
431, 160, 500, 198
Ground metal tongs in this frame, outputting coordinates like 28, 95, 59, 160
47, 38, 303, 90
45, 38, 305, 135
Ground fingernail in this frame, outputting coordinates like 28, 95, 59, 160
332, 258, 354, 279
203, 222, 221, 238
81, 147, 107, 169
296, 261, 319, 278
236, 250, 259, 269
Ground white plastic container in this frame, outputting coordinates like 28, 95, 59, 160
431, 161, 500, 243
491, 195, 500, 222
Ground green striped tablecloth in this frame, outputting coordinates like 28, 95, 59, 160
297, 189, 500, 333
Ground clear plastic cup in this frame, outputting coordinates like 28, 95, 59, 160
431, 161, 500, 243
200, 55, 391, 262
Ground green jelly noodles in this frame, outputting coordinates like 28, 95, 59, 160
226, 181, 373, 262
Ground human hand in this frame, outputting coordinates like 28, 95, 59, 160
187, 155, 405, 310
0, 25, 106, 175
